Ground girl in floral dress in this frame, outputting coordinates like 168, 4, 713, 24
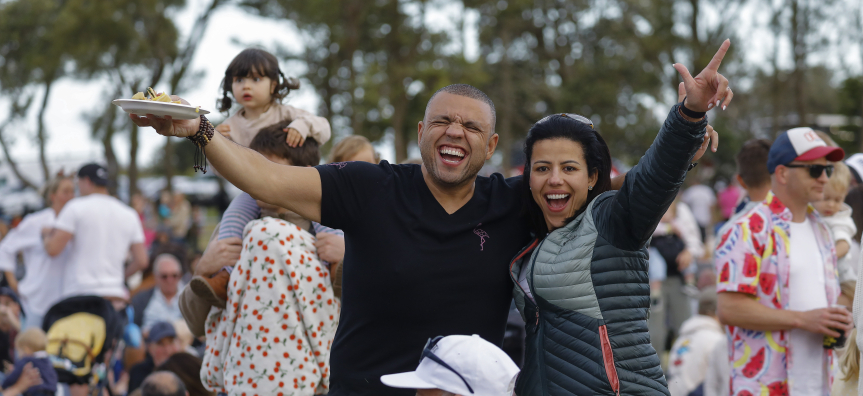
199, 125, 340, 396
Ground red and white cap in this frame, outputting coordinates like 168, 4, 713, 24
766, 127, 845, 173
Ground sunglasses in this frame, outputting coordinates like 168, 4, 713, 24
538, 113, 595, 129
421, 336, 474, 394
784, 164, 834, 179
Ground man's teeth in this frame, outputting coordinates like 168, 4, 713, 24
546, 194, 570, 200
439, 147, 465, 158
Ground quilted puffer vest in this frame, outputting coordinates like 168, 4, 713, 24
510, 105, 707, 395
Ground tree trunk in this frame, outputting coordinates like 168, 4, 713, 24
688, 0, 703, 69
128, 122, 139, 197
103, 124, 119, 197
790, 0, 807, 125
0, 127, 36, 189
498, 30, 515, 177
164, 137, 174, 191
393, 93, 408, 164
36, 75, 56, 182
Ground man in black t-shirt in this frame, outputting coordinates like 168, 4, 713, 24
133, 84, 530, 395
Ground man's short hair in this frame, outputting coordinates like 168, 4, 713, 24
140, 371, 186, 396
250, 122, 321, 167
425, 84, 496, 130
736, 139, 771, 188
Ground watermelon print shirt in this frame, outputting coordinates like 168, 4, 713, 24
715, 192, 839, 396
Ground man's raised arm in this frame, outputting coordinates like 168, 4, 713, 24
129, 103, 322, 222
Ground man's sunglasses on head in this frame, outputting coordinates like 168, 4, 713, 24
784, 163, 834, 178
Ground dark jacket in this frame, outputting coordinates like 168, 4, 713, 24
512, 105, 707, 395
127, 355, 154, 394
2, 353, 57, 395
130, 287, 155, 327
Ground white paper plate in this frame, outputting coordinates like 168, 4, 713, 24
113, 99, 210, 120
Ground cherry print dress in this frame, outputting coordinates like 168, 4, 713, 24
201, 217, 340, 395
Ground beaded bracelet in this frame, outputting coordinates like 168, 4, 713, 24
187, 115, 215, 173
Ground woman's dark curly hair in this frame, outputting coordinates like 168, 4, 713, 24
218, 48, 301, 112
522, 114, 613, 237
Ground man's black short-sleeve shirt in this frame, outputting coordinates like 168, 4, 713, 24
316, 161, 530, 396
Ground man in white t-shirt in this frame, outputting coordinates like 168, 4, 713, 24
715, 127, 853, 395
43, 163, 149, 300
681, 183, 716, 241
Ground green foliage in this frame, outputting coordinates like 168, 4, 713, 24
0, 0, 183, 89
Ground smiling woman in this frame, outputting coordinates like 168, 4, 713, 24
510, 40, 732, 396
512, 106, 707, 396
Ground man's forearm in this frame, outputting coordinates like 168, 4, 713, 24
43, 230, 71, 257
717, 292, 799, 331
201, 130, 322, 222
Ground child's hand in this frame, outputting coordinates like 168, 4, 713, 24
285, 127, 305, 147
11, 362, 42, 392
316, 233, 345, 264
216, 123, 231, 138
836, 240, 850, 259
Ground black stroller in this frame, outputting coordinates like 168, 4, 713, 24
42, 296, 124, 394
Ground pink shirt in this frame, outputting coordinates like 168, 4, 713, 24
717, 185, 742, 219
715, 192, 839, 396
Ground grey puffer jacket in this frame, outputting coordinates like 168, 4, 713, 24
512, 105, 707, 396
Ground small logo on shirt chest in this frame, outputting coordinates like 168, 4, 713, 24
473, 223, 490, 251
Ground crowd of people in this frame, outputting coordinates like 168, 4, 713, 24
0, 38, 857, 396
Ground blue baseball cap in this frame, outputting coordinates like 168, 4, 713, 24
146, 321, 176, 343
767, 127, 844, 174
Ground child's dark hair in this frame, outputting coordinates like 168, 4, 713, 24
250, 122, 321, 167
522, 115, 612, 237
219, 48, 301, 112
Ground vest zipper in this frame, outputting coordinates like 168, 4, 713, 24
599, 325, 621, 396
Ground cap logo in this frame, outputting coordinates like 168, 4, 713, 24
803, 131, 818, 142
96, 168, 107, 179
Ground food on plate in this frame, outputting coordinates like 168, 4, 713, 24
130, 88, 182, 104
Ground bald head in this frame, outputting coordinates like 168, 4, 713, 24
425, 84, 496, 130
140, 371, 187, 396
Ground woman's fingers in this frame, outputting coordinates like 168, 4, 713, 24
707, 74, 729, 110
722, 88, 734, 110
708, 125, 719, 152
677, 82, 686, 103
673, 63, 695, 88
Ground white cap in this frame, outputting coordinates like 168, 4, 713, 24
846, 153, 863, 183
380, 334, 520, 396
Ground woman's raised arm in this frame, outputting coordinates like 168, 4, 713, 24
599, 40, 733, 250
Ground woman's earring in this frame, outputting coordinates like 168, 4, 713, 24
588, 185, 593, 191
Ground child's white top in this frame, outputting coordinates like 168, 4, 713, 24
824, 204, 858, 283
823, 203, 857, 246
222, 102, 331, 148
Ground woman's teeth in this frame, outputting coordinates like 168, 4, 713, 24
546, 194, 570, 200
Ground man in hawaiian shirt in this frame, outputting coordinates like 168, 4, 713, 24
715, 127, 854, 396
